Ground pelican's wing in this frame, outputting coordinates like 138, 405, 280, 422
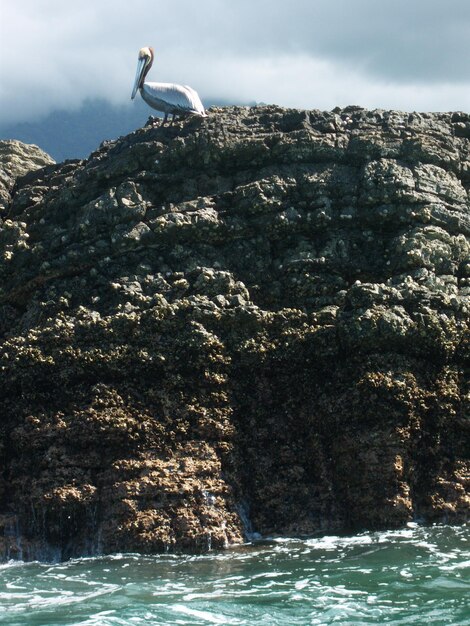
182, 85, 206, 115
143, 82, 206, 115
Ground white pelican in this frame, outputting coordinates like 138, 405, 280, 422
131, 46, 206, 123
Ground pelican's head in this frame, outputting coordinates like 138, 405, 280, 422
131, 46, 154, 99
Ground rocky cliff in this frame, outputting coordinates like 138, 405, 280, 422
0, 106, 469, 560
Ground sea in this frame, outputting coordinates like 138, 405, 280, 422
0, 524, 468, 626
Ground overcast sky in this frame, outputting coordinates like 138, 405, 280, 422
1, 0, 469, 125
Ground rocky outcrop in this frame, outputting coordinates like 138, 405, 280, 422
0, 140, 55, 216
0, 106, 469, 560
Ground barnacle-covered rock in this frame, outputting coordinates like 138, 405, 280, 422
0, 106, 469, 560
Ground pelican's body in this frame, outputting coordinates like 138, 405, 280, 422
131, 47, 206, 122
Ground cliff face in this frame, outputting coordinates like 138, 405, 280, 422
0, 106, 469, 560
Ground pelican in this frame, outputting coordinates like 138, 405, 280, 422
131, 46, 206, 123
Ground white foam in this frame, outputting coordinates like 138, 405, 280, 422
171, 604, 240, 624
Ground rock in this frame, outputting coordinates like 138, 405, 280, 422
0, 106, 469, 560
0, 140, 55, 216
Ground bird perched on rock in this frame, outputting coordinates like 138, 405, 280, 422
131, 46, 206, 124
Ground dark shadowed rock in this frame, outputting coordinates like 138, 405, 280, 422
0, 106, 469, 560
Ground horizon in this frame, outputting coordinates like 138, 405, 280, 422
1, 97, 469, 163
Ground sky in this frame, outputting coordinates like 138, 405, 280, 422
1, 0, 470, 126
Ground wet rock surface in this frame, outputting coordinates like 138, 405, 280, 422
0, 105, 469, 560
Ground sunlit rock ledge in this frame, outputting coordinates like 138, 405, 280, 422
0, 105, 469, 561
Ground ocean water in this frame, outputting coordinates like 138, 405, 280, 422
0, 524, 468, 626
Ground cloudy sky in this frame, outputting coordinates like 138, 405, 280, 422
1, 0, 469, 125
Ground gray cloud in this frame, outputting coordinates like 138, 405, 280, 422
240, 0, 470, 83
1, 0, 469, 125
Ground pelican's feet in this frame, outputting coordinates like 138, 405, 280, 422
146, 115, 160, 127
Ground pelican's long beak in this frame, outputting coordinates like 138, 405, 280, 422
131, 57, 147, 99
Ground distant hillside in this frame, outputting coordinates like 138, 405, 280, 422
0, 97, 240, 162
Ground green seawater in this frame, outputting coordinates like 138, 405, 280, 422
0, 524, 468, 625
